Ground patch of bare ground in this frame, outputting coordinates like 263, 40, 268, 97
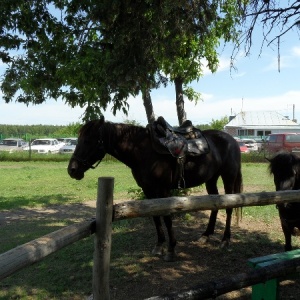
1, 199, 300, 299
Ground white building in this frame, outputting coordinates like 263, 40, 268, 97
224, 111, 300, 139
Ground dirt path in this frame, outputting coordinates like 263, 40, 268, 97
1, 201, 300, 299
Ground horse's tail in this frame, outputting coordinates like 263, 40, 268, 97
235, 167, 243, 193
234, 167, 243, 225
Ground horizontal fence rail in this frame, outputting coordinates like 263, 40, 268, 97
145, 257, 300, 300
0, 219, 95, 280
113, 190, 300, 220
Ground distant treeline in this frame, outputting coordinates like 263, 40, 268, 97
0, 119, 224, 141
0, 123, 80, 140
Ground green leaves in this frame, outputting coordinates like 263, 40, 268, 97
0, 1, 243, 120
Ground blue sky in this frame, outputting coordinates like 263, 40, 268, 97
1, 29, 300, 126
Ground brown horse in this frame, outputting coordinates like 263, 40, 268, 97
68, 116, 243, 261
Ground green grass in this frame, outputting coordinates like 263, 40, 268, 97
0, 160, 138, 210
0, 161, 278, 299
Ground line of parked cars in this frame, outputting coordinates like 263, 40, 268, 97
235, 138, 263, 154
0, 137, 77, 154
237, 133, 300, 155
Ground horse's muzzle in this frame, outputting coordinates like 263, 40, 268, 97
67, 160, 85, 180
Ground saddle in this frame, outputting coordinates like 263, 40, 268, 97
148, 116, 210, 188
148, 116, 210, 158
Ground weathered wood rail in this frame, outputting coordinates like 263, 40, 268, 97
145, 257, 300, 300
0, 219, 95, 281
1, 177, 300, 299
113, 189, 300, 220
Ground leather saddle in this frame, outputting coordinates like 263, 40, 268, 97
148, 116, 210, 158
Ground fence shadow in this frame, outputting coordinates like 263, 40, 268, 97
1, 203, 300, 300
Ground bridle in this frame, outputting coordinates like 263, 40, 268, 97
72, 139, 105, 170
72, 154, 101, 169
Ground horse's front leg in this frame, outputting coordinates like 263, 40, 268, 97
152, 216, 166, 256
280, 219, 292, 251
163, 215, 177, 262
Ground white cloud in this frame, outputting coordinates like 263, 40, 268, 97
1, 89, 300, 126
107, 90, 300, 126
201, 56, 231, 76
292, 46, 300, 57
262, 45, 300, 72
0, 100, 84, 125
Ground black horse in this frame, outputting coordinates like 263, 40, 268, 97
68, 116, 243, 261
268, 152, 300, 251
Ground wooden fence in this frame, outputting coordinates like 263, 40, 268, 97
2, 177, 300, 299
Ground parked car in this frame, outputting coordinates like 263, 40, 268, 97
23, 138, 63, 154
57, 137, 76, 145
264, 133, 300, 154
0, 138, 28, 153
59, 138, 78, 154
242, 139, 259, 152
237, 141, 250, 153
255, 139, 265, 152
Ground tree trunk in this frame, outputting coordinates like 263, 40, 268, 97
142, 89, 156, 124
174, 77, 186, 125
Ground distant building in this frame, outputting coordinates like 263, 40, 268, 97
224, 111, 300, 139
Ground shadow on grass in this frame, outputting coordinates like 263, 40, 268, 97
1, 207, 300, 300
0, 194, 78, 210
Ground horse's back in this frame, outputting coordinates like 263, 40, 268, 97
182, 130, 241, 190
203, 129, 241, 163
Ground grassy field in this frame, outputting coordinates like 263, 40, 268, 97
0, 160, 273, 209
0, 160, 139, 210
0, 160, 280, 299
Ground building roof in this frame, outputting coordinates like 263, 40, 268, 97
225, 111, 300, 128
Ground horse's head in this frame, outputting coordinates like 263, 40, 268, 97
68, 116, 106, 180
268, 152, 300, 191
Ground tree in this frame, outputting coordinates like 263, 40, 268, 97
237, 1, 300, 69
0, 1, 244, 124
209, 116, 229, 130
195, 115, 229, 130
152, 1, 244, 124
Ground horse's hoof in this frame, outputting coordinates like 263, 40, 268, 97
198, 235, 209, 244
152, 245, 164, 256
164, 251, 176, 262
220, 240, 230, 249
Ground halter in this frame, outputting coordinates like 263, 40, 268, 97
72, 139, 104, 170
72, 155, 101, 169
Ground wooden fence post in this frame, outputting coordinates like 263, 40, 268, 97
93, 177, 114, 300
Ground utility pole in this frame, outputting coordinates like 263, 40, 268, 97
292, 104, 296, 123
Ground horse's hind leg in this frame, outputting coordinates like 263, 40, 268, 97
221, 208, 233, 248
220, 174, 241, 248
202, 208, 232, 248
199, 178, 219, 244
199, 210, 218, 244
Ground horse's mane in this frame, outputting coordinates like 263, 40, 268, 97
79, 119, 147, 141
78, 120, 99, 137
268, 152, 300, 175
